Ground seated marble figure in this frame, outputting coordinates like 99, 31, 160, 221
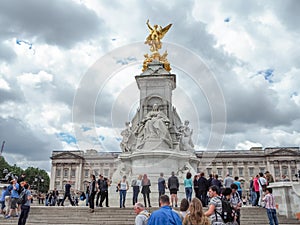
136, 104, 173, 149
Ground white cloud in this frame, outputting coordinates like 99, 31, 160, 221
0, 78, 10, 90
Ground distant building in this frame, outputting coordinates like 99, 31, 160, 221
50, 147, 300, 193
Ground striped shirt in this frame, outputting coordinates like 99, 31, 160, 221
264, 193, 276, 209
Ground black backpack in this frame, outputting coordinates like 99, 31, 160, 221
215, 197, 235, 223
17, 189, 27, 205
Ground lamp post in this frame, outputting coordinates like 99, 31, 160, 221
35, 176, 44, 193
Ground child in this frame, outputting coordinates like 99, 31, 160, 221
263, 187, 279, 225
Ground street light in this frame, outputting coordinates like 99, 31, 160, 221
35, 175, 44, 193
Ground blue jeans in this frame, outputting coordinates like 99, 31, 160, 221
250, 190, 257, 206
119, 190, 127, 208
185, 187, 192, 202
267, 208, 279, 225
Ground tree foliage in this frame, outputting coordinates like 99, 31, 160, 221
0, 157, 49, 193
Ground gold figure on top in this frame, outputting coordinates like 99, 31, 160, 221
145, 20, 172, 53
143, 20, 172, 72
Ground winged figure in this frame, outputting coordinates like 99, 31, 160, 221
145, 20, 172, 52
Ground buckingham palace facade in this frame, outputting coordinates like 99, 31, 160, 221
50, 147, 300, 192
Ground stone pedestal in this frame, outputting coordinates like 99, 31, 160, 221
269, 181, 300, 219
110, 149, 198, 207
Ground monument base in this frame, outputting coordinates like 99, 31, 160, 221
109, 149, 198, 207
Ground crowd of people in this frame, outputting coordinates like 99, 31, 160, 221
131, 171, 279, 225
0, 170, 280, 225
0, 173, 33, 225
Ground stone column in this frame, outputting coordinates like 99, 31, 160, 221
50, 163, 56, 190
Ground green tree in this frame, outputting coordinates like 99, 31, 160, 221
0, 157, 50, 193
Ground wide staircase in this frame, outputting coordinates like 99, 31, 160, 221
1, 206, 299, 225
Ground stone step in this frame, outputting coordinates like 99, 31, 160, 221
0, 206, 298, 225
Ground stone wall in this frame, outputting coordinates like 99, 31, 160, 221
269, 181, 300, 219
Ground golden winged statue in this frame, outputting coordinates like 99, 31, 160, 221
145, 19, 172, 52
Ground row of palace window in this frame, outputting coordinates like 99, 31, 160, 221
199, 165, 297, 179
56, 168, 110, 178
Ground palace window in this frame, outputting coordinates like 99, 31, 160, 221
228, 168, 233, 176
282, 166, 288, 176
64, 169, 69, 178
84, 169, 89, 178
71, 169, 76, 178
238, 168, 244, 177
56, 169, 61, 177
94, 169, 99, 176
55, 181, 60, 190
274, 167, 280, 177
217, 168, 222, 176
207, 168, 212, 175
249, 168, 254, 177
259, 167, 265, 173
104, 169, 109, 177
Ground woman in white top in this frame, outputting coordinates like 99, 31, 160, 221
118, 175, 129, 208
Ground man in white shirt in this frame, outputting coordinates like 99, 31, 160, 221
258, 172, 267, 206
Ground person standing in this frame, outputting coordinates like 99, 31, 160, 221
5, 179, 19, 219
184, 172, 193, 202
183, 197, 210, 225
147, 195, 182, 225
88, 175, 96, 213
258, 172, 267, 207
230, 183, 242, 225
96, 174, 103, 207
224, 173, 234, 188
0, 186, 10, 215
141, 174, 151, 207
100, 177, 110, 207
61, 180, 74, 206
118, 175, 129, 208
51, 188, 59, 206
168, 171, 179, 207
134, 202, 150, 225
197, 172, 208, 207
17, 183, 32, 225
265, 171, 275, 184
263, 188, 279, 225
249, 177, 257, 206
204, 185, 223, 225
211, 174, 222, 191
253, 175, 260, 206
132, 174, 142, 205
157, 173, 166, 206
233, 176, 242, 198
193, 174, 199, 199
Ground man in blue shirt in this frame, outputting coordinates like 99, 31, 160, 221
6, 179, 19, 219
18, 183, 32, 225
147, 195, 182, 225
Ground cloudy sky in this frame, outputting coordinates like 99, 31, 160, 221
0, 0, 299, 172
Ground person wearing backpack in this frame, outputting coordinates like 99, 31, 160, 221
222, 188, 237, 225
17, 183, 32, 225
230, 184, 242, 225
134, 202, 150, 225
204, 185, 224, 225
